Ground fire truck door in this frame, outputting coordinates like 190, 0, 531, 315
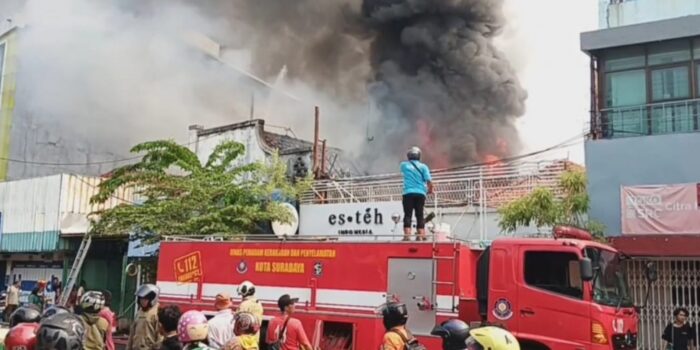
387, 258, 436, 335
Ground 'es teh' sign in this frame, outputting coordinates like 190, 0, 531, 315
174, 251, 203, 283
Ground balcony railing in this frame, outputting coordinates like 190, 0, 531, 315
595, 99, 700, 139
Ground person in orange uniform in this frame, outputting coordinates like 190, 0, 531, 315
380, 302, 425, 350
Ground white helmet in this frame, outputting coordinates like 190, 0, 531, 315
237, 281, 256, 297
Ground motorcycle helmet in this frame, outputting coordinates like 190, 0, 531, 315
407, 146, 421, 161
135, 283, 160, 308
237, 280, 256, 298
79, 290, 106, 314
35, 313, 85, 350
4, 322, 40, 350
41, 305, 70, 319
178, 310, 209, 343
431, 319, 470, 350
465, 326, 520, 350
10, 305, 41, 327
380, 302, 408, 330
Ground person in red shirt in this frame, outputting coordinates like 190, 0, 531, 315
265, 294, 312, 350
98, 290, 116, 350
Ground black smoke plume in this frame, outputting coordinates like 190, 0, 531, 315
215, 0, 527, 171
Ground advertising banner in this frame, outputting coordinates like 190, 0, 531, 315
299, 201, 406, 239
621, 183, 700, 234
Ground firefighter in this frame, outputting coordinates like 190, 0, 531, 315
431, 319, 470, 350
9, 305, 41, 327
236, 281, 264, 341
4, 322, 40, 350
400, 146, 433, 241
178, 310, 212, 350
36, 312, 86, 350
128, 284, 163, 350
380, 302, 425, 350
465, 326, 520, 350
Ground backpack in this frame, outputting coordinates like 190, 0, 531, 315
391, 329, 427, 350
268, 317, 291, 350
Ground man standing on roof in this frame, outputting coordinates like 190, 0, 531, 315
400, 146, 433, 241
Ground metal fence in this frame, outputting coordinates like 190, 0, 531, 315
628, 259, 700, 350
596, 99, 700, 139
301, 160, 573, 209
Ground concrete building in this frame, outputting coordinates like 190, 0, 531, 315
0, 174, 135, 312
582, 1, 700, 347
188, 119, 359, 181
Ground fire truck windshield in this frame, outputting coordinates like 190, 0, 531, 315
585, 247, 633, 308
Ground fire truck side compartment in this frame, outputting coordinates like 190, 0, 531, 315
387, 258, 436, 335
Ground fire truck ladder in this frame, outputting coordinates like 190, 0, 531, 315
58, 234, 93, 306
431, 239, 460, 312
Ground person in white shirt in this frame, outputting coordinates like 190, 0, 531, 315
4, 280, 20, 321
208, 292, 235, 349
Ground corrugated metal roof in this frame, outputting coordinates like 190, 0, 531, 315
0, 174, 136, 251
0, 231, 59, 252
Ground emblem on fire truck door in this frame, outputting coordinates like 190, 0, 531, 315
313, 262, 323, 276
236, 261, 248, 274
492, 298, 513, 320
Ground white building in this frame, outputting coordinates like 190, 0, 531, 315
188, 119, 358, 180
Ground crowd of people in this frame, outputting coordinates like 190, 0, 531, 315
3, 280, 313, 350
3, 278, 522, 350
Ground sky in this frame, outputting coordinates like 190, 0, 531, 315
500, 0, 599, 165
0, 0, 601, 168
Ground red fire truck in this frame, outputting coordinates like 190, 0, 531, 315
156, 226, 648, 350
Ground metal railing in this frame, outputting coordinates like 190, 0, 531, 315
595, 99, 700, 139
628, 259, 700, 350
301, 160, 571, 209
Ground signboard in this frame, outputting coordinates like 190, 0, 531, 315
621, 183, 700, 234
174, 251, 203, 283
299, 202, 406, 239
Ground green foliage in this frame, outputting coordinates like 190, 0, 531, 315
498, 169, 606, 241
89, 140, 312, 242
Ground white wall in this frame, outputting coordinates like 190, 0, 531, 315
600, 0, 700, 28
194, 126, 268, 169
0, 174, 62, 234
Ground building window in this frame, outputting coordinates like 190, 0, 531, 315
605, 70, 648, 136
524, 251, 583, 299
648, 40, 691, 66
651, 66, 690, 101
603, 46, 645, 72
599, 37, 700, 138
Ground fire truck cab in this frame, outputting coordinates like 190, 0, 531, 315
156, 226, 643, 350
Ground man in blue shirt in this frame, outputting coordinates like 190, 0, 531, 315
400, 146, 433, 241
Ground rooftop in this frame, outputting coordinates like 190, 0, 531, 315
581, 13, 700, 53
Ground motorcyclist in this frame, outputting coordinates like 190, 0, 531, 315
35, 312, 86, 350
4, 322, 40, 350
79, 290, 110, 350
9, 305, 41, 327
127, 283, 162, 350
236, 281, 264, 342
41, 305, 70, 319
464, 326, 520, 350
179, 310, 212, 350
380, 302, 425, 350
431, 319, 471, 350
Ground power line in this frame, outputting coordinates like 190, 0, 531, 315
0, 131, 225, 167
432, 132, 586, 173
